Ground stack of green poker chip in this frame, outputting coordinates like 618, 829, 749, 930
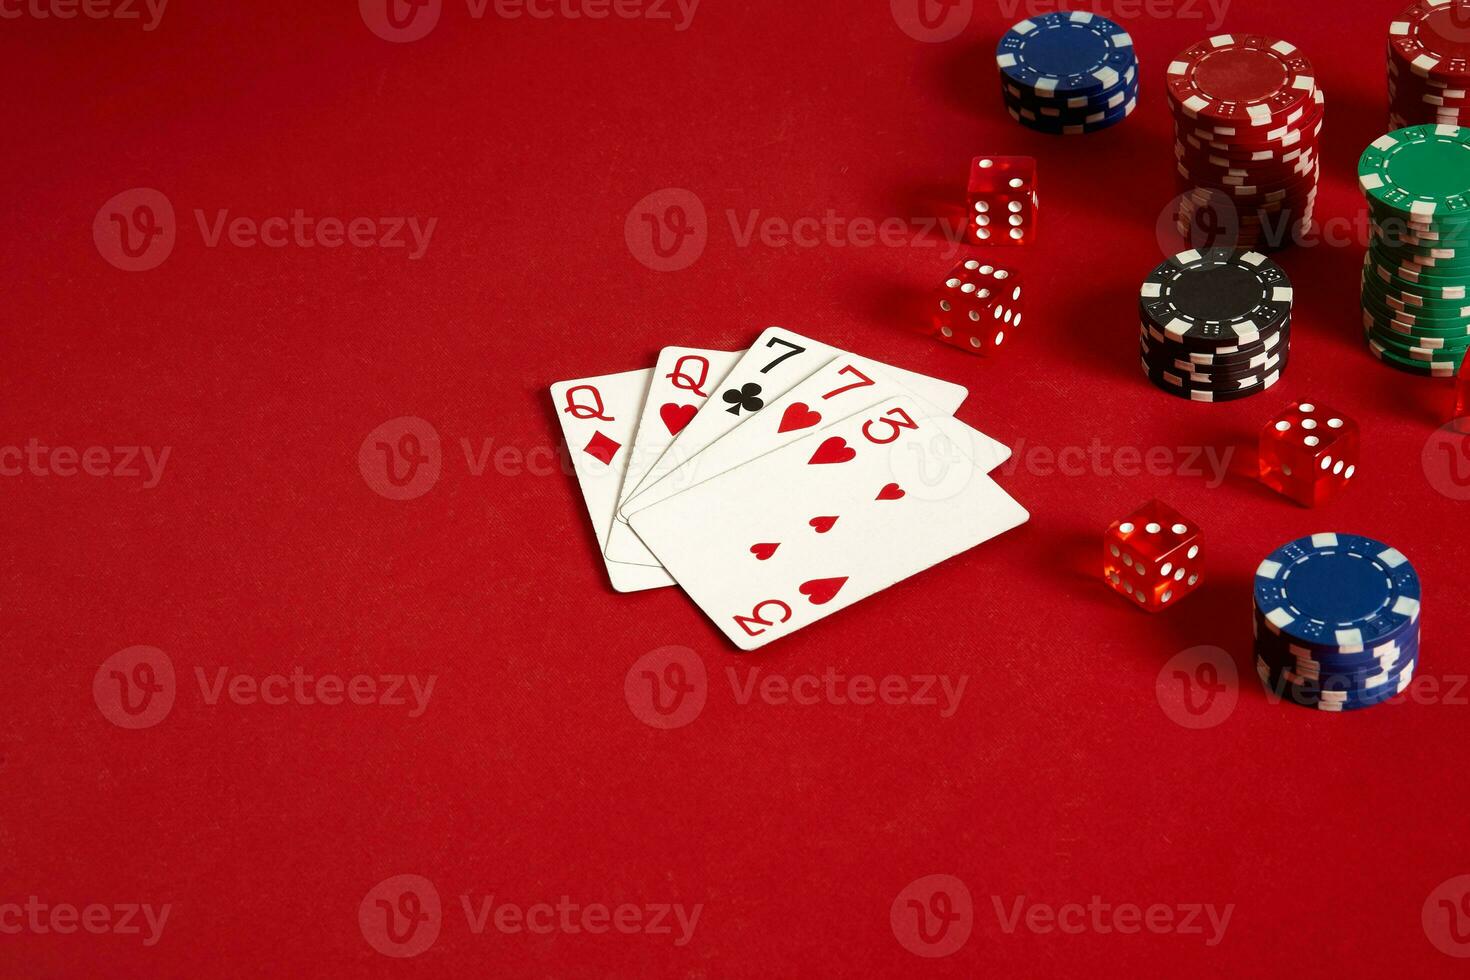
1358, 124, 1470, 377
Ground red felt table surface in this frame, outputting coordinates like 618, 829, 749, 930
5, 1, 1470, 976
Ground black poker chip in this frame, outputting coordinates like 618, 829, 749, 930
1139, 248, 1294, 345
1138, 248, 1293, 399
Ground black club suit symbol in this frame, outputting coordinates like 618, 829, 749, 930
723, 383, 764, 416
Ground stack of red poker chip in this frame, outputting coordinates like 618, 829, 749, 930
1387, 0, 1470, 128
1166, 35, 1324, 252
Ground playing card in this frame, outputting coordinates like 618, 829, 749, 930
630, 398, 1030, 650
603, 346, 745, 568
621, 353, 999, 520
549, 369, 674, 593
619, 327, 968, 519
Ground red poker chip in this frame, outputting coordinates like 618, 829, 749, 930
1390, 0, 1470, 82
1173, 217, 1312, 253
1180, 186, 1319, 215
1176, 104, 1324, 152
1167, 34, 1318, 127
1175, 161, 1320, 199
1175, 91, 1324, 147
1387, 45, 1465, 86
1173, 86, 1322, 139
1389, 61, 1470, 100
1174, 189, 1316, 217
1180, 134, 1314, 164
1176, 205, 1315, 232
1174, 142, 1317, 177
1175, 166, 1319, 200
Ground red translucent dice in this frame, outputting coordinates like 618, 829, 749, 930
1104, 500, 1203, 611
1258, 401, 1359, 507
930, 259, 1022, 355
967, 155, 1037, 246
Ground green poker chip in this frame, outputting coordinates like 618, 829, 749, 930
1361, 298, 1470, 337
1362, 292, 1470, 331
1358, 126, 1470, 371
1359, 125, 1470, 221
1367, 196, 1470, 233
1365, 333, 1462, 376
1363, 313, 1470, 356
1364, 258, 1470, 297
1361, 273, 1470, 317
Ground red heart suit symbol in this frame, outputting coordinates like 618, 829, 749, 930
659, 403, 698, 436
876, 483, 905, 501
750, 543, 779, 560
809, 516, 838, 533
778, 402, 821, 434
808, 437, 855, 465
799, 577, 848, 606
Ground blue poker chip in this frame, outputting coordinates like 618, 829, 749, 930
1252, 631, 1419, 677
1003, 75, 1140, 123
1257, 660, 1416, 711
1253, 615, 1420, 671
1256, 649, 1419, 696
995, 12, 1137, 99
1004, 93, 1138, 136
1254, 534, 1421, 650
1002, 64, 1138, 114
1256, 652, 1419, 692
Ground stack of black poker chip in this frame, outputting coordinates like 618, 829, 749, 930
1138, 248, 1293, 402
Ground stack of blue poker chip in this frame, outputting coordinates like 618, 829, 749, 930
1253, 533, 1423, 713
995, 12, 1140, 136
